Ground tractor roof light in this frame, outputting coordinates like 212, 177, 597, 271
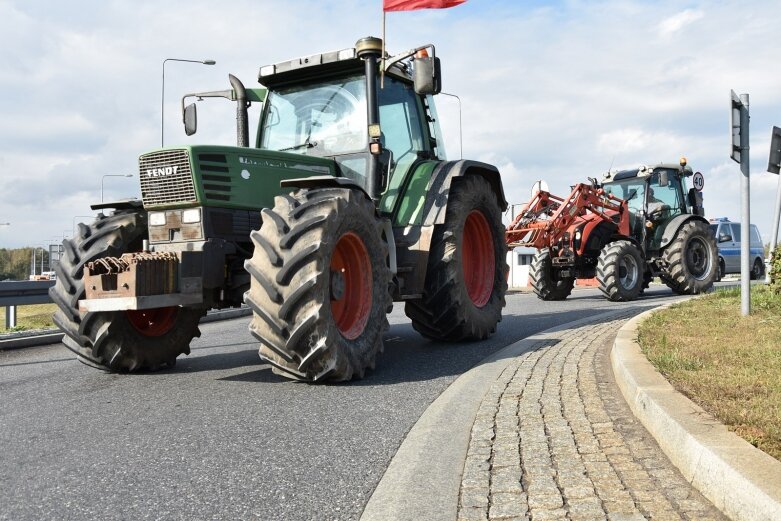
338, 48, 357, 60
258, 45, 361, 82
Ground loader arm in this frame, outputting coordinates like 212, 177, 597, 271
506, 183, 628, 249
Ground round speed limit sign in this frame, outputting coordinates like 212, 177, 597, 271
692, 172, 705, 191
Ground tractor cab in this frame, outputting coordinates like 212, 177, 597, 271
602, 159, 696, 251
183, 37, 446, 210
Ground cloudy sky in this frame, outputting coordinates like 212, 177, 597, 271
1, 0, 780, 249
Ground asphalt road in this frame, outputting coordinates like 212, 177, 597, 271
0, 286, 683, 521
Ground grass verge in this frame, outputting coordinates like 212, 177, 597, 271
638, 286, 781, 461
0, 303, 57, 332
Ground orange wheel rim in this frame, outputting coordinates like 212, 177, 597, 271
330, 232, 372, 339
462, 210, 494, 307
126, 307, 178, 337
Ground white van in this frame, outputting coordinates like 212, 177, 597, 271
709, 218, 764, 280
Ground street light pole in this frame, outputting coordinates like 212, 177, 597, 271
162, 57, 216, 147
101, 174, 133, 203
72, 215, 96, 236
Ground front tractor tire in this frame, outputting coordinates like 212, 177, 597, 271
49, 210, 205, 372
661, 219, 718, 295
529, 249, 574, 301
405, 175, 507, 341
244, 188, 392, 382
596, 240, 644, 302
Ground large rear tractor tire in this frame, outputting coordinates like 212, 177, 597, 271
596, 240, 644, 302
529, 249, 574, 301
49, 210, 205, 372
404, 175, 507, 341
244, 188, 392, 382
661, 219, 717, 295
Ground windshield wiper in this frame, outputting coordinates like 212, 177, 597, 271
278, 140, 317, 152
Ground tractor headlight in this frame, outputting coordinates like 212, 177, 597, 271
182, 208, 202, 224
149, 212, 166, 226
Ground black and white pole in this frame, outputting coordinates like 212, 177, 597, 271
730, 90, 750, 316
768, 126, 781, 280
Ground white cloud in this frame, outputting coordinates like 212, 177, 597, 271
658, 9, 705, 38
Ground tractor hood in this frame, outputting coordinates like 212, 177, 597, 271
138, 145, 337, 210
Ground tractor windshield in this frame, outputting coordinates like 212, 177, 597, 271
260, 74, 367, 157
603, 177, 645, 214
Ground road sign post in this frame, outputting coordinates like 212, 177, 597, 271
730, 90, 750, 316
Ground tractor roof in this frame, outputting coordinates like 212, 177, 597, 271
606, 163, 691, 182
258, 43, 411, 89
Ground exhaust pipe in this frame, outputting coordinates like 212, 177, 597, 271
229, 74, 249, 147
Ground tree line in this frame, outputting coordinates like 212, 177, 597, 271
0, 248, 52, 281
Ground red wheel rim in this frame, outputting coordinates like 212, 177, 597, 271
330, 232, 372, 340
125, 307, 178, 337
462, 210, 495, 307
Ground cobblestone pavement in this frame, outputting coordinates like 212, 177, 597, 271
458, 311, 727, 521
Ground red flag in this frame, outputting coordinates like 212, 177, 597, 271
383, 0, 466, 12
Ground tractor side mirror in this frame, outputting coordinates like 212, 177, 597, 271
184, 103, 198, 136
413, 56, 441, 95
658, 171, 669, 187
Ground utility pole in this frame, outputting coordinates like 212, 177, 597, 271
730, 90, 751, 316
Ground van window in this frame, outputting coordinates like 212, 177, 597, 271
730, 224, 741, 242
751, 226, 762, 246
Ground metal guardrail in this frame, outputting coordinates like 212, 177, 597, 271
0, 280, 56, 329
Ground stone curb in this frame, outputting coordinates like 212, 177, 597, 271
610, 302, 781, 521
360, 307, 640, 521
0, 307, 252, 351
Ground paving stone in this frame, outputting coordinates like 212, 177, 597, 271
562, 484, 596, 499
489, 491, 528, 519
567, 496, 605, 517
606, 513, 645, 521
460, 488, 489, 509
527, 507, 568, 520
457, 506, 488, 521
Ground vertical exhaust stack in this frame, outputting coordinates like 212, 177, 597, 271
229, 74, 250, 147
356, 37, 383, 202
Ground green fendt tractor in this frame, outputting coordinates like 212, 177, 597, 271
51, 38, 508, 381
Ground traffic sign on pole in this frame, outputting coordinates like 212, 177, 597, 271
768, 126, 781, 266
692, 171, 705, 191
729, 90, 751, 316
730, 90, 745, 164
769, 126, 781, 175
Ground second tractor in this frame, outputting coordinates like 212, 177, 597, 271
506, 159, 718, 301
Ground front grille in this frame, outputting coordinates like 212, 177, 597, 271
139, 149, 197, 207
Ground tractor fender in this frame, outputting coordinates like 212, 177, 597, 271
390, 160, 506, 299
659, 214, 709, 250
577, 217, 616, 256
421, 160, 508, 226
90, 199, 144, 212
